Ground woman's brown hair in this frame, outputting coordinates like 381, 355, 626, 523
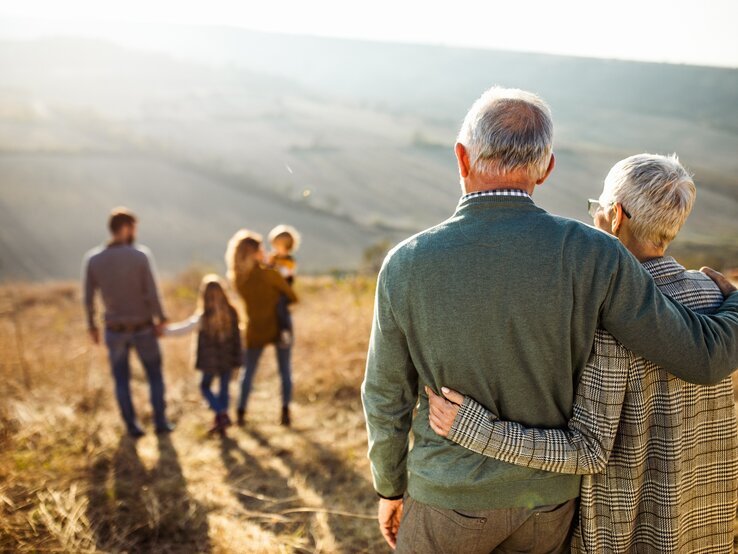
225, 229, 263, 287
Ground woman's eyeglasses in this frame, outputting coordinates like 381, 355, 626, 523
587, 199, 632, 219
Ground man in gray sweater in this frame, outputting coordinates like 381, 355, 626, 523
83, 207, 173, 437
361, 87, 738, 552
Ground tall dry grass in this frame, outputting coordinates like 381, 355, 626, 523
0, 274, 383, 553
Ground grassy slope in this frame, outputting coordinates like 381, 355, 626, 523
0, 275, 383, 553
0, 37, 737, 281
1, 273, 738, 552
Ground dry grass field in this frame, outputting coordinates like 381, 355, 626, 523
0, 273, 383, 553
1, 271, 737, 553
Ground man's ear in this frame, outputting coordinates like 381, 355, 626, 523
611, 203, 625, 235
536, 153, 556, 185
455, 143, 471, 179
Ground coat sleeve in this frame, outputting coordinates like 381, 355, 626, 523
272, 271, 298, 303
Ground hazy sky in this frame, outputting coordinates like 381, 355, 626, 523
2, 0, 738, 67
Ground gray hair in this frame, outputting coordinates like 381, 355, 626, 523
599, 153, 696, 249
457, 87, 554, 179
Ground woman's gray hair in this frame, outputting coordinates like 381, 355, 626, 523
599, 153, 696, 249
457, 87, 554, 179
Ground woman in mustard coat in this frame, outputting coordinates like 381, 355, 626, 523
226, 229, 298, 426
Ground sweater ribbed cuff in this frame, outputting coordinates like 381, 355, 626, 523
377, 492, 404, 501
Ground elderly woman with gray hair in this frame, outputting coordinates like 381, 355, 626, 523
428, 154, 738, 553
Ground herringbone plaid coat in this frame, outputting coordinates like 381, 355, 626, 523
449, 257, 738, 553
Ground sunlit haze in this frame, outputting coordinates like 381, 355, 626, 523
2, 0, 737, 67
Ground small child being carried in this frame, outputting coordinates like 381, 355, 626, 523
165, 274, 242, 436
267, 224, 301, 348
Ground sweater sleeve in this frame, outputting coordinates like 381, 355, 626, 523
448, 329, 630, 475
361, 260, 418, 498
140, 249, 168, 323
601, 246, 738, 385
82, 254, 97, 330
164, 314, 201, 337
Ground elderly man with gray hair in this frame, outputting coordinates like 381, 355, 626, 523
427, 153, 738, 552
361, 86, 738, 553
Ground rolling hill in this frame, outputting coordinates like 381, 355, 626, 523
0, 27, 736, 280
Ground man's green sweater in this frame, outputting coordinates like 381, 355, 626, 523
362, 194, 738, 511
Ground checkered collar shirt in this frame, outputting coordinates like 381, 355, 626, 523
448, 256, 738, 553
461, 189, 532, 202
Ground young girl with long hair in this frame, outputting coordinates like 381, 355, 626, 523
166, 274, 241, 436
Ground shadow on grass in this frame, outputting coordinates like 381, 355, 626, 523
245, 427, 381, 553
219, 435, 316, 550
86, 434, 210, 552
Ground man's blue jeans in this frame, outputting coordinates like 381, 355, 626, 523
200, 370, 232, 414
238, 346, 292, 411
104, 327, 167, 431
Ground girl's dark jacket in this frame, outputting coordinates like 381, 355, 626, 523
196, 307, 242, 374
